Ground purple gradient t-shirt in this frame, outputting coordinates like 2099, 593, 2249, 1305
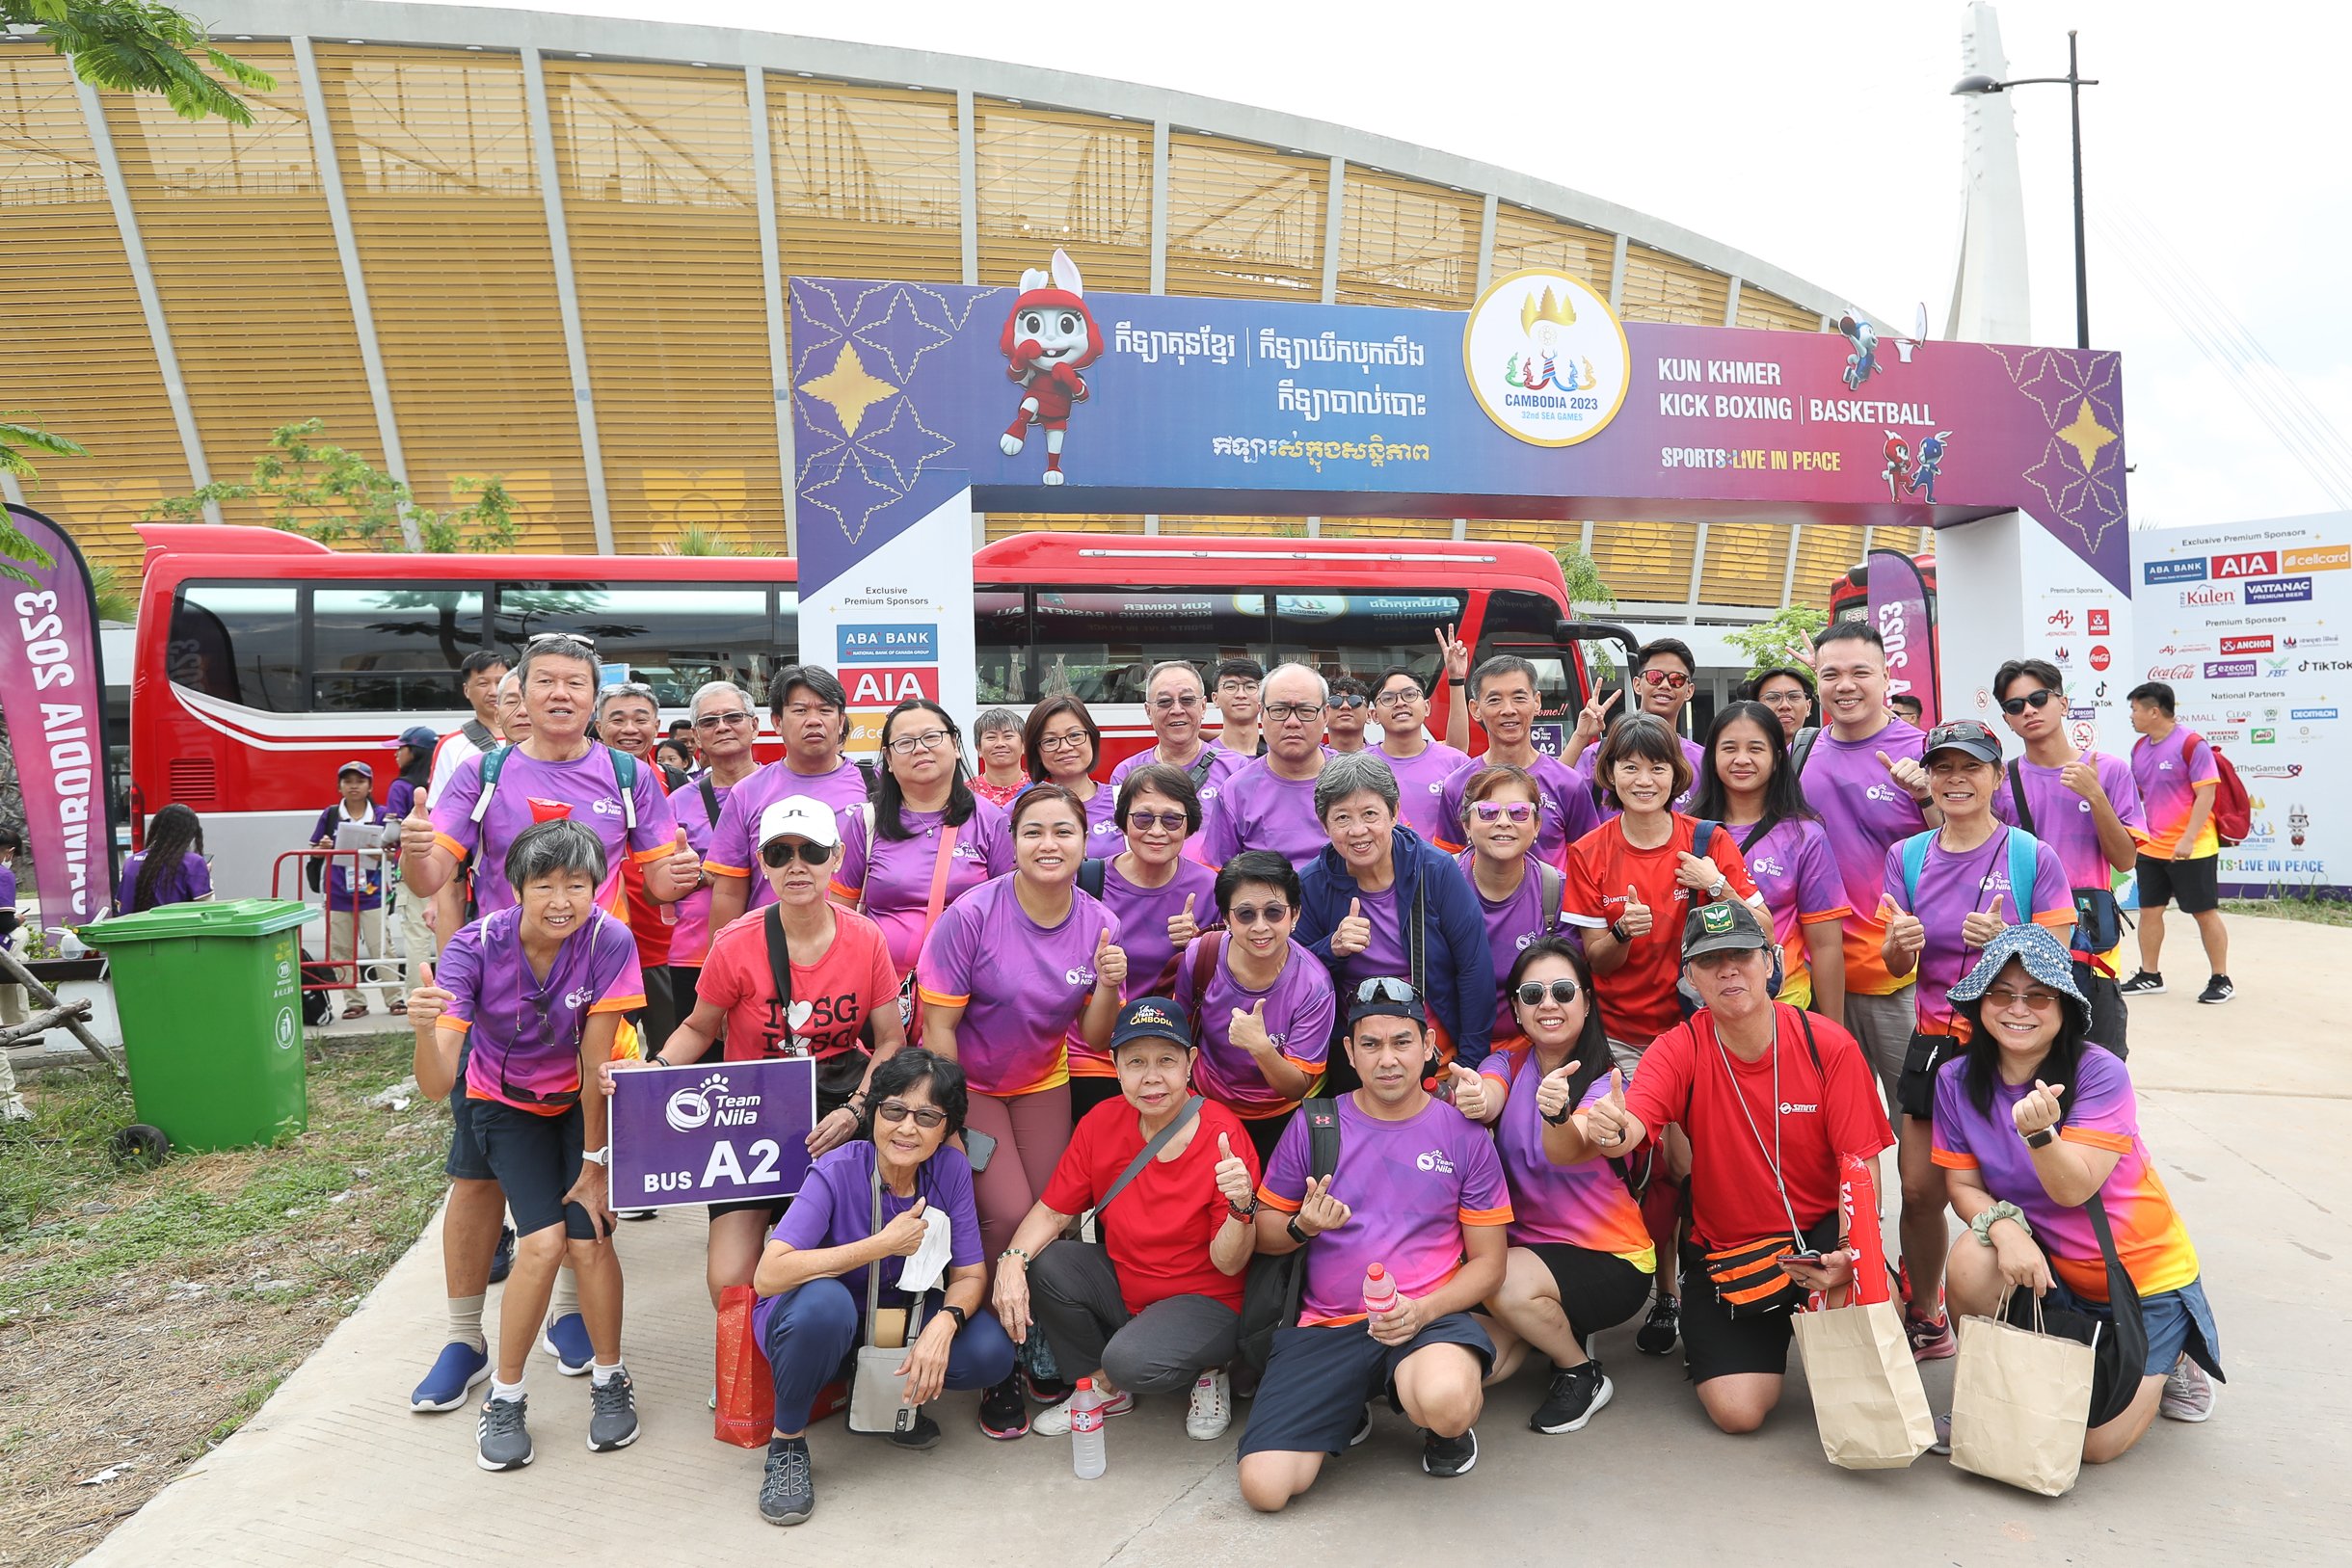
1480, 1045, 1654, 1268
1067, 854, 1219, 1079
1800, 719, 1931, 997
1457, 849, 1566, 1039
2130, 728, 2221, 859
1256, 1092, 1512, 1325
756, 1140, 983, 1340
666, 772, 734, 968
1380, 741, 1472, 841
1994, 753, 2145, 888
834, 798, 1013, 976
1883, 826, 2073, 1030
917, 873, 1119, 1096
704, 757, 871, 910
441, 906, 645, 1112
116, 850, 212, 913
430, 744, 679, 919
1739, 817, 1851, 995
1435, 754, 1597, 865
1174, 935, 1335, 1119
1198, 758, 1329, 868
1109, 740, 1250, 812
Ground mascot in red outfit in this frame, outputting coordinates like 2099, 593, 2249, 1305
998, 248, 1104, 486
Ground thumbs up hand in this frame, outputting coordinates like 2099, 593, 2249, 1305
1584, 1068, 1637, 1150
1444, 1060, 1491, 1122
1962, 890, 2011, 949
1093, 927, 1128, 993
1617, 883, 1653, 940
879, 1197, 932, 1257
1879, 748, 1931, 802
1881, 893, 1926, 957
1167, 891, 1200, 949
398, 795, 438, 869
406, 959, 451, 1032
650, 826, 703, 901
1331, 895, 1373, 957
1213, 1131, 1256, 1209
1230, 997, 1273, 1056
1534, 1058, 1578, 1121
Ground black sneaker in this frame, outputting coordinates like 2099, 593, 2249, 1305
475, 1394, 533, 1472
2198, 975, 2233, 1004
759, 1437, 814, 1526
1024, 1369, 1073, 1404
587, 1369, 640, 1451
1634, 1294, 1680, 1356
488, 1224, 516, 1286
977, 1373, 1029, 1440
886, 1412, 942, 1450
1421, 1426, 1478, 1477
2119, 971, 2165, 996
1350, 1404, 1373, 1447
1530, 1361, 1614, 1434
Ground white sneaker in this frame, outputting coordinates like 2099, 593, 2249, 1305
1185, 1369, 1232, 1440
1031, 1385, 1133, 1436
2159, 1353, 2215, 1422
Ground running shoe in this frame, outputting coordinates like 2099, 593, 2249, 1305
587, 1369, 640, 1451
1634, 1294, 1680, 1356
2160, 1354, 2216, 1422
410, 1339, 490, 1412
759, 1437, 814, 1525
542, 1312, 593, 1375
2197, 975, 2233, 1005
2119, 971, 2165, 996
1421, 1426, 1478, 1477
1529, 1361, 1613, 1434
1350, 1404, 1373, 1447
1930, 1413, 1952, 1454
887, 1412, 943, 1450
977, 1373, 1029, 1440
617, 1209, 658, 1221
1032, 1384, 1134, 1437
1185, 1369, 1233, 1441
476, 1394, 533, 1472
488, 1224, 515, 1286
1905, 1310, 1957, 1362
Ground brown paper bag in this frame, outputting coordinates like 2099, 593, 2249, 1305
1949, 1297, 2092, 1497
1792, 1299, 1937, 1469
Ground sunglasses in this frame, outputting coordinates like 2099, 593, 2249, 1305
1638, 670, 1692, 691
1999, 689, 2060, 714
693, 709, 754, 730
762, 839, 833, 867
1125, 811, 1188, 833
1149, 692, 1205, 711
1227, 901, 1289, 926
1328, 693, 1367, 710
1354, 977, 1421, 1004
1514, 978, 1582, 1007
875, 1100, 948, 1129
1472, 801, 1535, 824
1982, 987, 2061, 1012
526, 631, 597, 651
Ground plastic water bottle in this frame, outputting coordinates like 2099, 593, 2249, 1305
1069, 1377, 1107, 1479
1363, 1262, 1398, 1318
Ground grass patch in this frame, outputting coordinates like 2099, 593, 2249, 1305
2222, 894, 2352, 928
0, 1032, 451, 1561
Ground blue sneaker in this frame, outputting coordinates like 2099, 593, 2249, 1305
488, 1225, 516, 1286
412, 1339, 491, 1412
541, 1312, 593, 1375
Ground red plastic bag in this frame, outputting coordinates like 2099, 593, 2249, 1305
714, 1285, 775, 1448
1838, 1151, 1892, 1307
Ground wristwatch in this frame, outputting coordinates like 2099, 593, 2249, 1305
1285, 1214, 1313, 1246
938, 1304, 969, 1332
1446, 676, 1464, 687
580, 1147, 610, 1167
1706, 875, 1729, 900
1608, 919, 1631, 943
2022, 1126, 2058, 1150
1540, 1102, 1573, 1128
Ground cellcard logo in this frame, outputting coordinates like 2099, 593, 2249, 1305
2144, 558, 2206, 585
2245, 577, 2313, 605
2203, 660, 2256, 678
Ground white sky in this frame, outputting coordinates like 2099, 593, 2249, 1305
468, 0, 2350, 532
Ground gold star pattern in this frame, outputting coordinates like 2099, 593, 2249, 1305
797, 342, 898, 439
2055, 397, 2117, 472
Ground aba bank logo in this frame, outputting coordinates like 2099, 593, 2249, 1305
840, 625, 938, 665
2293, 707, 2339, 721
2179, 586, 2238, 608
2204, 660, 2256, 679
2211, 551, 2277, 580
666, 1072, 766, 1132
1463, 268, 1630, 447
2246, 577, 2313, 604
1414, 1149, 1458, 1174
2219, 636, 2274, 655
2144, 558, 2206, 585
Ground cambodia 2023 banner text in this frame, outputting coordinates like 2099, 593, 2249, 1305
0, 505, 119, 927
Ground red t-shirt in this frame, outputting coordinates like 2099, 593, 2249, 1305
1040, 1096, 1260, 1315
1566, 814, 1759, 1044
1623, 1004, 1892, 1248
695, 905, 899, 1061
621, 765, 678, 967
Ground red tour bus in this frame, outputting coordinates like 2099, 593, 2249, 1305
132, 525, 1583, 898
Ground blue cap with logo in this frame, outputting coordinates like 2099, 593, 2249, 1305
1109, 997, 1192, 1053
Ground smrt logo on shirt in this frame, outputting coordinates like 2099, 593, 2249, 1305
1777, 1102, 1820, 1115
1414, 1149, 1457, 1175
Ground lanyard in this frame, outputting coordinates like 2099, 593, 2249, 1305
1713, 1020, 1805, 1244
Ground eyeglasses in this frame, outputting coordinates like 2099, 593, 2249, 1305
1999, 689, 2060, 715
875, 1100, 948, 1129
1471, 801, 1535, 824
1373, 688, 1424, 708
1149, 692, 1205, 711
526, 631, 597, 652
1354, 977, 1421, 1004
694, 709, 754, 730
1039, 731, 1092, 753
1514, 978, 1582, 1007
1125, 811, 1188, 833
1216, 678, 1260, 693
1227, 901, 1289, 925
1328, 693, 1367, 710
1758, 689, 1811, 708
1266, 702, 1323, 722
1638, 670, 1692, 691
761, 839, 833, 867
1982, 987, 2061, 1012
886, 728, 953, 756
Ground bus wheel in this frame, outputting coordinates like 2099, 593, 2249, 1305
113, 1123, 170, 1168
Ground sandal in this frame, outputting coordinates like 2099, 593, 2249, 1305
341, 1001, 369, 1020
389, 999, 408, 1016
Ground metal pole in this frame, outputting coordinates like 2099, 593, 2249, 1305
2069, 30, 2089, 349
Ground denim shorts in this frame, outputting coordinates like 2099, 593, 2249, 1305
2043, 1273, 2223, 1380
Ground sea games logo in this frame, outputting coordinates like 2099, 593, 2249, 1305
1463, 268, 1629, 447
2144, 558, 2206, 585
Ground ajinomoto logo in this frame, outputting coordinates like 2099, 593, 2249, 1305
1462, 268, 1630, 447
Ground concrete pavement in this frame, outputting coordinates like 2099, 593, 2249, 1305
72, 910, 2351, 1565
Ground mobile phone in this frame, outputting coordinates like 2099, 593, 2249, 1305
1780, 1247, 1827, 1268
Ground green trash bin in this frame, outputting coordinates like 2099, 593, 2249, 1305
83, 899, 314, 1153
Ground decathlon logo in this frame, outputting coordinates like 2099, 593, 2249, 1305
1415, 1149, 1457, 1174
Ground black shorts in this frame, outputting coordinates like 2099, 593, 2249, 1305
1238, 1313, 1493, 1458
443, 1040, 492, 1183
471, 1098, 596, 1240
1523, 1244, 1655, 1342
707, 1080, 860, 1221
1677, 1216, 1840, 1385
2136, 852, 2219, 915
1897, 1030, 1958, 1120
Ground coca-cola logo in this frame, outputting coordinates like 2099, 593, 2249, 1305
2144, 663, 2196, 680
2089, 645, 2111, 671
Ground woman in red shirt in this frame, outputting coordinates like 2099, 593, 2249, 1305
991, 998, 1261, 1445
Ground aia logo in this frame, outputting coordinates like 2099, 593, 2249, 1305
2212, 552, 2277, 580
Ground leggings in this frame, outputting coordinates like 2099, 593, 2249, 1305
762, 1277, 1015, 1433
963, 1085, 1074, 1261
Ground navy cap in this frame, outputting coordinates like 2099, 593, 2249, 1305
1923, 718, 2003, 767
1109, 997, 1191, 1053
392, 725, 440, 750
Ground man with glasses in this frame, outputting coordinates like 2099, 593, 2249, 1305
1215, 656, 1270, 758
1369, 665, 1470, 843
670, 681, 764, 1021
1565, 638, 1705, 815
426, 651, 512, 810
1199, 663, 1334, 869
1109, 660, 1250, 808
1743, 666, 1817, 749
1435, 656, 1596, 865
706, 664, 873, 929
1239, 978, 1509, 1508
1324, 676, 1372, 754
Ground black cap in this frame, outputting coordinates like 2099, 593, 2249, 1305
1109, 997, 1191, 1053
1681, 898, 1771, 963
1346, 976, 1429, 1027
1922, 718, 2003, 767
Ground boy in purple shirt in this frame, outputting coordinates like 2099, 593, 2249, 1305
1239, 981, 1510, 1509
1433, 655, 1600, 864
705, 664, 873, 927
1197, 664, 1333, 868
2123, 680, 2232, 1003
1369, 665, 1473, 842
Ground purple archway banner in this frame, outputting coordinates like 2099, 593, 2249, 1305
1867, 546, 1940, 728
1, 504, 120, 925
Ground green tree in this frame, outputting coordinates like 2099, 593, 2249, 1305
86, 561, 136, 623
0, 415, 89, 584
1725, 603, 1828, 678
147, 418, 519, 554
2, 1, 273, 124
659, 524, 777, 558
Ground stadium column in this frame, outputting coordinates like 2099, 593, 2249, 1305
746, 66, 797, 557
1320, 157, 1345, 305
1475, 193, 1497, 295
1723, 276, 1745, 328
1608, 233, 1628, 312
956, 89, 978, 287
521, 46, 617, 555
1149, 120, 1169, 296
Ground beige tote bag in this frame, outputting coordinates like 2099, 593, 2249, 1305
1793, 1299, 1937, 1469
1949, 1292, 2094, 1497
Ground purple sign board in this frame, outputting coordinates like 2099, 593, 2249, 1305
609, 1057, 816, 1210
1866, 546, 1940, 728
0, 505, 120, 925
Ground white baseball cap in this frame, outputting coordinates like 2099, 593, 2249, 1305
757, 795, 842, 852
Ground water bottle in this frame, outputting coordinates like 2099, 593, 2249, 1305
1069, 1377, 1107, 1479
1363, 1262, 1397, 1318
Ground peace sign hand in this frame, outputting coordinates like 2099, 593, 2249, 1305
1433, 624, 1470, 683
1572, 686, 1622, 748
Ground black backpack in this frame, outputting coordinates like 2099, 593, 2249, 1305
1237, 1098, 1343, 1369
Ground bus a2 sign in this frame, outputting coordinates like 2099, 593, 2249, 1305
608, 1058, 816, 1209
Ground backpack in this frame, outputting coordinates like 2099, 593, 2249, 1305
1791, 725, 1821, 777
461, 744, 639, 916
1897, 825, 2043, 920
1236, 1097, 1342, 1369
1535, 860, 1565, 938
2179, 732, 2251, 847
1077, 858, 1108, 899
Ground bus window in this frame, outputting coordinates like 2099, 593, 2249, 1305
494, 584, 776, 707
1474, 587, 1579, 716
167, 582, 300, 711
976, 590, 1029, 703
311, 585, 487, 712
1270, 590, 1466, 688
1027, 587, 1272, 706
